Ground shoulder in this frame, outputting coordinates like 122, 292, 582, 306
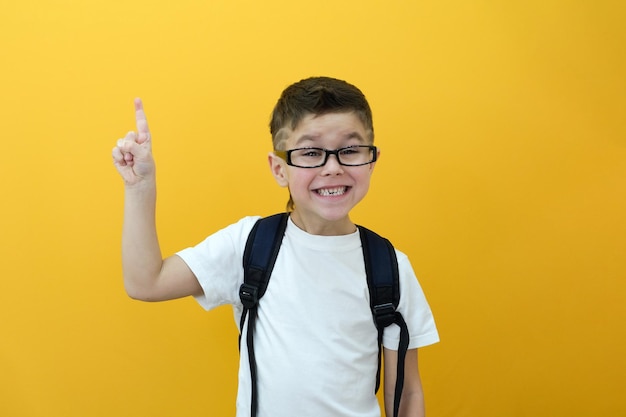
393, 247, 412, 270
222, 215, 262, 241
357, 225, 412, 265
206, 215, 263, 244
177, 215, 262, 260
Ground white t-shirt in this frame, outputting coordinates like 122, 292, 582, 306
177, 216, 439, 417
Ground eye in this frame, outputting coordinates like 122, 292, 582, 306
296, 148, 324, 158
339, 147, 360, 155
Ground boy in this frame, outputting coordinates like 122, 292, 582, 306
112, 76, 439, 417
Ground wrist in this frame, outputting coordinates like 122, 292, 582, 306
124, 176, 157, 196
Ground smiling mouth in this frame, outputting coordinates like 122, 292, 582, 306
316, 186, 348, 196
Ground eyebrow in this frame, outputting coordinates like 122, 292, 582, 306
294, 132, 366, 146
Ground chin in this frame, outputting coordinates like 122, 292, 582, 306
316, 207, 354, 223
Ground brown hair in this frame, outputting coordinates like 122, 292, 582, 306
270, 76, 374, 150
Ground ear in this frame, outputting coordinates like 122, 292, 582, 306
268, 152, 289, 187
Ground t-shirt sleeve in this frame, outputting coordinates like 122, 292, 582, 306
382, 250, 440, 350
176, 216, 260, 311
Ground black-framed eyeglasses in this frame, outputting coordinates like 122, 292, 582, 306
274, 145, 378, 168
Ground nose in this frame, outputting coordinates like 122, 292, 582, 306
321, 153, 344, 175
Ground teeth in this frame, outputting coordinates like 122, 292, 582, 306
318, 187, 346, 196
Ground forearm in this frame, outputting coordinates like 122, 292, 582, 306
385, 389, 425, 417
405, 391, 426, 417
121, 179, 163, 299
384, 348, 426, 417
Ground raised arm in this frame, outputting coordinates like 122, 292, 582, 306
112, 98, 202, 301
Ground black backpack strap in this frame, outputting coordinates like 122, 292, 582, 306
359, 226, 409, 417
239, 213, 289, 417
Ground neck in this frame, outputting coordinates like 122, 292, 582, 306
289, 211, 356, 236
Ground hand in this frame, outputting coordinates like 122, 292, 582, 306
112, 98, 155, 186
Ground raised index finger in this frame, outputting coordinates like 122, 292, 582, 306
134, 98, 151, 144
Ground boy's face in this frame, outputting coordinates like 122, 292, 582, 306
268, 111, 378, 235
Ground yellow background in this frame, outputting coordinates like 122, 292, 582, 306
1, 1, 624, 416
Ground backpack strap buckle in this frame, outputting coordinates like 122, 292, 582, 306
239, 283, 260, 309
373, 302, 396, 328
